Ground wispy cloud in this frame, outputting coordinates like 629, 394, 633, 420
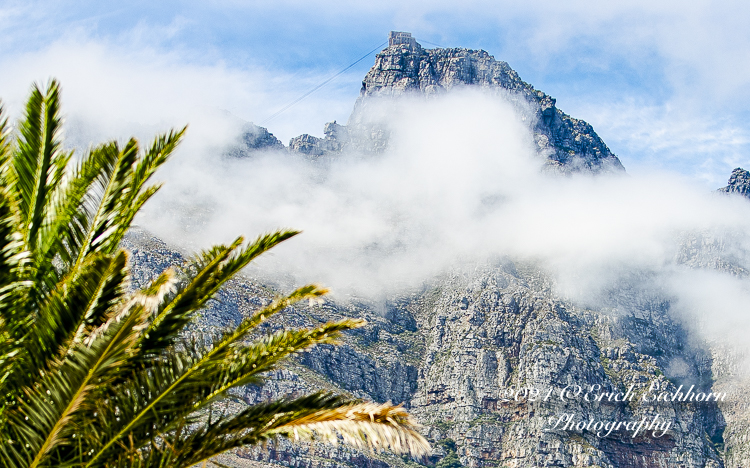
576, 99, 750, 187
0, 35, 359, 144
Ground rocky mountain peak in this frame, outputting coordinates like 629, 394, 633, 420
275, 32, 625, 175
345, 32, 625, 174
223, 121, 284, 158
718, 167, 750, 198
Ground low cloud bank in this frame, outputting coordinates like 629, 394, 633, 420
126, 89, 750, 354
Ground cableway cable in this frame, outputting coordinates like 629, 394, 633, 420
260, 41, 388, 126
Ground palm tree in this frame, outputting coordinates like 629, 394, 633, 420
0, 80, 429, 467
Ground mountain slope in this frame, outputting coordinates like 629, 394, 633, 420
124, 227, 729, 468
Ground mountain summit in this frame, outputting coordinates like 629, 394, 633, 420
719, 167, 750, 198
284, 32, 625, 174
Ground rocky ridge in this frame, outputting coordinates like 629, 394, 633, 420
276, 36, 624, 175
224, 121, 285, 158
718, 168, 750, 199
232, 34, 624, 175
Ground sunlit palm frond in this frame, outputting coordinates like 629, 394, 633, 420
271, 400, 430, 457
138, 231, 300, 356
158, 392, 430, 467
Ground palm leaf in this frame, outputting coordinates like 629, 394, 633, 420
72, 139, 139, 269
159, 392, 429, 467
17, 251, 129, 390
42, 142, 121, 268
84, 284, 327, 467
269, 400, 429, 457
13, 80, 69, 253
0, 102, 11, 178
105, 128, 185, 253
196, 318, 366, 406
7, 298, 147, 468
0, 80, 430, 468
139, 230, 299, 356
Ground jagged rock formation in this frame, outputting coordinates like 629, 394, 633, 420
225, 122, 285, 157
288, 35, 624, 174
287, 122, 347, 158
718, 168, 750, 199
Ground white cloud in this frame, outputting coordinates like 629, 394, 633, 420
0, 34, 356, 145
133, 89, 750, 331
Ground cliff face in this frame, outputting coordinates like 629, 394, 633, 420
287, 41, 624, 175
124, 228, 731, 468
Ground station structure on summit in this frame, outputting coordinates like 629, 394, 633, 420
388, 31, 418, 50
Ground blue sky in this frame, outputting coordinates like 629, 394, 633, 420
1, 0, 749, 188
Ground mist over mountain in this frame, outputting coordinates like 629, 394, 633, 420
119, 34, 750, 467
230, 32, 624, 175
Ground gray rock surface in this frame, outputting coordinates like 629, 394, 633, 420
718, 168, 750, 199
123, 228, 735, 468
285, 122, 350, 159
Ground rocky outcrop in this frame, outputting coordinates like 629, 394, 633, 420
407, 264, 723, 468
286, 122, 351, 159
289, 120, 348, 160
718, 168, 750, 199
288, 36, 625, 175
225, 122, 285, 157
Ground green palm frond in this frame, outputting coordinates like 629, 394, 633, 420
8, 300, 146, 468
147, 392, 429, 468
45, 142, 121, 267
72, 138, 139, 269
0, 80, 430, 468
0, 102, 11, 175
13, 81, 67, 249
85, 285, 331, 466
139, 231, 299, 356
